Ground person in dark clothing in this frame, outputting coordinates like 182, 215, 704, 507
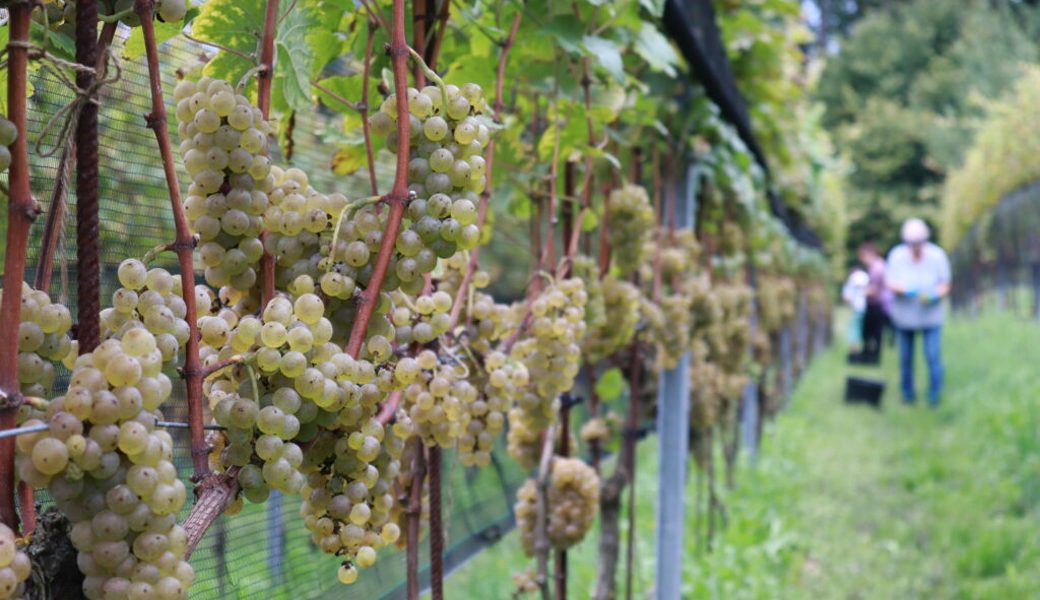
858, 242, 889, 364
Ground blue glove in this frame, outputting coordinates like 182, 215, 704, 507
919, 288, 939, 305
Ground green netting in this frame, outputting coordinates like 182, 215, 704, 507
4, 28, 551, 599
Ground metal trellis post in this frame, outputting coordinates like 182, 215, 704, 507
655, 164, 696, 600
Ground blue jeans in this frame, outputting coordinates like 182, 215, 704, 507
897, 327, 943, 404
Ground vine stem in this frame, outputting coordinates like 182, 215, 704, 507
76, 0, 101, 355
446, 9, 522, 330
0, 3, 33, 531
405, 437, 426, 600
134, 0, 208, 479
361, 16, 379, 195
428, 445, 444, 600
424, 0, 451, 68
534, 424, 557, 600
257, 0, 279, 309
344, 0, 411, 358
651, 148, 664, 302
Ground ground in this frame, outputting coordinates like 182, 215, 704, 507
444, 313, 1040, 599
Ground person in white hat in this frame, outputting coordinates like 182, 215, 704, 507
885, 218, 951, 406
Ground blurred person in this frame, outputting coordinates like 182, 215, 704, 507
885, 218, 951, 406
842, 268, 870, 356
858, 242, 889, 363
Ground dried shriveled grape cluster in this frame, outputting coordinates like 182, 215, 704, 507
0, 523, 30, 600
605, 184, 654, 275
515, 456, 600, 555
176, 77, 273, 293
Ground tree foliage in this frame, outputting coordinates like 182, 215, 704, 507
815, 0, 1040, 255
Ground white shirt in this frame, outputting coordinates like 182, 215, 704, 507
885, 242, 951, 330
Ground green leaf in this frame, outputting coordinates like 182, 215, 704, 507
634, 23, 678, 76
545, 16, 585, 55
639, 0, 667, 17
583, 36, 625, 83
273, 6, 322, 113
595, 368, 625, 401
314, 75, 366, 113
581, 209, 599, 232
30, 21, 74, 60
331, 143, 368, 175
191, 0, 265, 84
124, 18, 186, 60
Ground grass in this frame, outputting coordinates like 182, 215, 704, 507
443, 313, 1040, 599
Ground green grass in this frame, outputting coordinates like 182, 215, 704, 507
444, 313, 1040, 599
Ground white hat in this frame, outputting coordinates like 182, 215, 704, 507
901, 218, 930, 244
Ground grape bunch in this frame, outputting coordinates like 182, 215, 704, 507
38, 0, 187, 38
0, 523, 30, 600
581, 275, 641, 364
506, 279, 587, 469
605, 184, 654, 276
398, 348, 477, 449
4, 282, 73, 401
0, 115, 17, 173
389, 290, 454, 347
297, 422, 405, 584
515, 456, 600, 555
16, 328, 193, 600
175, 77, 273, 293
370, 82, 490, 258
101, 260, 192, 367
650, 290, 694, 372
264, 167, 344, 290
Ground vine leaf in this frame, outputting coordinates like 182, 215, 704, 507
190, 0, 266, 85
273, 4, 344, 113
595, 368, 625, 401
314, 75, 365, 112
633, 23, 678, 76
331, 110, 368, 175
124, 7, 199, 60
582, 36, 625, 84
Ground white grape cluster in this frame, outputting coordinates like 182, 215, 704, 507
17, 328, 193, 600
396, 348, 478, 449
571, 256, 605, 331
0, 523, 30, 600
606, 184, 654, 276
581, 275, 641, 364
456, 350, 523, 467
506, 279, 586, 469
515, 457, 600, 555
0, 115, 17, 173
102, 260, 191, 366
370, 82, 490, 259
265, 167, 343, 290
389, 290, 454, 347
297, 422, 405, 584
175, 77, 273, 293
5, 283, 73, 400
43, 0, 187, 38
645, 228, 700, 284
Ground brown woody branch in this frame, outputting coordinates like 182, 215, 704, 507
134, 0, 208, 479
0, 4, 33, 531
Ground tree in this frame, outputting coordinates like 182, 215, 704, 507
815, 0, 1040, 255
